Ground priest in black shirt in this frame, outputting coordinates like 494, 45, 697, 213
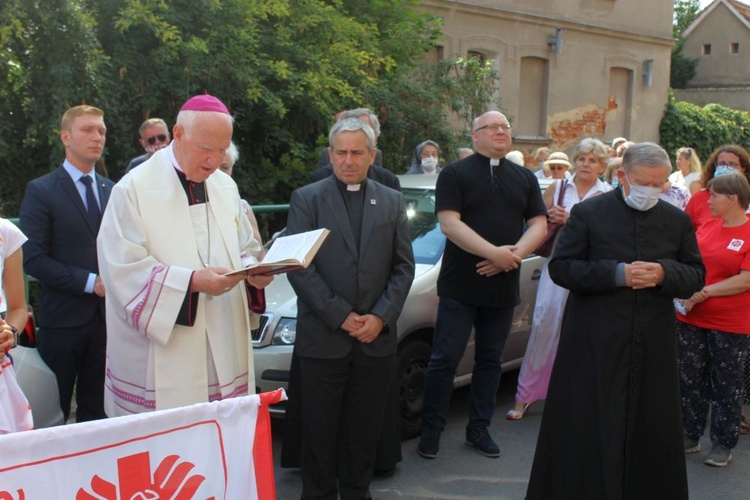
419, 110, 548, 459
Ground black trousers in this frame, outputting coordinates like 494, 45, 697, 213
37, 313, 107, 422
299, 344, 395, 500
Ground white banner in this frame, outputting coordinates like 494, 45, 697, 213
0, 389, 285, 499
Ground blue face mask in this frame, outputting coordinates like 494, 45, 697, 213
611, 176, 619, 188
714, 165, 736, 178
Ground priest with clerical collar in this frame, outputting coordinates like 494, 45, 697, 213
97, 93, 272, 416
283, 117, 415, 499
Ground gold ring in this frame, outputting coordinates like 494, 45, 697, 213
224, 287, 231, 291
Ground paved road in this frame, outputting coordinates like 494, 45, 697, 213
272, 371, 750, 499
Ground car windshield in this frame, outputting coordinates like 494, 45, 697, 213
403, 187, 444, 266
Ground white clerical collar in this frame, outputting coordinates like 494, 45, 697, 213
166, 143, 183, 173
347, 183, 362, 192
490, 158, 500, 166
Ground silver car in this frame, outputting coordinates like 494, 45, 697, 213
252, 175, 547, 438
12, 345, 65, 428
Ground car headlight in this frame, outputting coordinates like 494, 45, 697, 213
271, 318, 297, 345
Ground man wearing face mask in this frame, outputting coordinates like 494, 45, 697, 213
527, 142, 706, 500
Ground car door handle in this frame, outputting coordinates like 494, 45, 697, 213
531, 269, 542, 281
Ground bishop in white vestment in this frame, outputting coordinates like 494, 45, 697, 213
97, 95, 270, 416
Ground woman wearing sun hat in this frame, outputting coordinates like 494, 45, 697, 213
542, 152, 573, 180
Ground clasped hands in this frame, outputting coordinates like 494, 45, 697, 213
341, 312, 384, 344
624, 261, 665, 290
192, 266, 274, 296
476, 245, 521, 277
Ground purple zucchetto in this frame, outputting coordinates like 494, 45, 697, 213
179, 94, 230, 114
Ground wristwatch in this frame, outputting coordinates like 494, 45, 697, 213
10, 326, 19, 347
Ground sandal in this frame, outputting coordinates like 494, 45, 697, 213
506, 403, 531, 421
741, 414, 749, 436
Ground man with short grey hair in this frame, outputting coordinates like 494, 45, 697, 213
341, 107, 381, 138
527, 142, 705, 499
310, 107, 399, 190
287, 117, 415, 499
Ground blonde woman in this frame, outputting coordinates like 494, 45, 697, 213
670, 147, 702, 194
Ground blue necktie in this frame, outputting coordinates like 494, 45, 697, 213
80, 175, 101, 228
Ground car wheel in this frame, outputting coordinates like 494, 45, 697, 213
397, 340, 432, 440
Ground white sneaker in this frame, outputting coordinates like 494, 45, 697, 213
704, 444, 732, 467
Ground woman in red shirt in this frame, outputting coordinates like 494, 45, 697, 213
677, 172, 750, 467
685, 144, 750, 231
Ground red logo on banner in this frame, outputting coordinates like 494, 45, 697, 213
76, 451, 212, 500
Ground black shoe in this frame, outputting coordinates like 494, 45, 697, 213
417, 427, 441, 459
465, 426, 500, 458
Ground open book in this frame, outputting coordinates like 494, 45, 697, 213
225, 228, 330, 277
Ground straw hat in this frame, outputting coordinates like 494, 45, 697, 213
543, 152, 572, 169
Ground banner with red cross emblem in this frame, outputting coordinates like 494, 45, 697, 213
0, 389, 286, 499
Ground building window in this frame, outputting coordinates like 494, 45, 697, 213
730, 42, 739, 54
604, 67, 633, 141
467, 50, 487, 66
702, 44, 712, 55
516, 57, 548, 138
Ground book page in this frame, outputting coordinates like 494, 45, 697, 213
261, 228, 328, 265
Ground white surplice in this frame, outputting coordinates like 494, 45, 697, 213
97, 146, 262, 416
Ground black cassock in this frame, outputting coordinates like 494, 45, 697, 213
527, 190, 705, 500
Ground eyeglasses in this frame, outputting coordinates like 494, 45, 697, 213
474, 124, 511, 133
145, 134, 168, 145
716, 162, 740, 169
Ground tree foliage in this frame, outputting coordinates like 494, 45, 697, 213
659, 91, 750, 162
673, 0, 700, 37
670, 0, 700, 89
370, 56, 500, 172
0, 0, 500, 219
0, 0, 108, 214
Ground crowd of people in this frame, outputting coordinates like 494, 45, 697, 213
2, 94, 750, 499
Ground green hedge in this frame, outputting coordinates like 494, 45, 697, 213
660, 92, 750, 165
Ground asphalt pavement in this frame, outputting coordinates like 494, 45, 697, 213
271, 370, 750, 499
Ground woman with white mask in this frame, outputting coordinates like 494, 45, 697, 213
406, 140, 441, 175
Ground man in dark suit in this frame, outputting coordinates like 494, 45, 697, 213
287, 117, 415, 499
20, 104, 114, 422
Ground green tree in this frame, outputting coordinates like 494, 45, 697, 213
659, 91, 750, 161
90, 0, 441, 197
670, 0, 700, 89
370, 56, 500, 172
0, 0, 108, 214
0, 0, 500, 222
673, 0, 700, 36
